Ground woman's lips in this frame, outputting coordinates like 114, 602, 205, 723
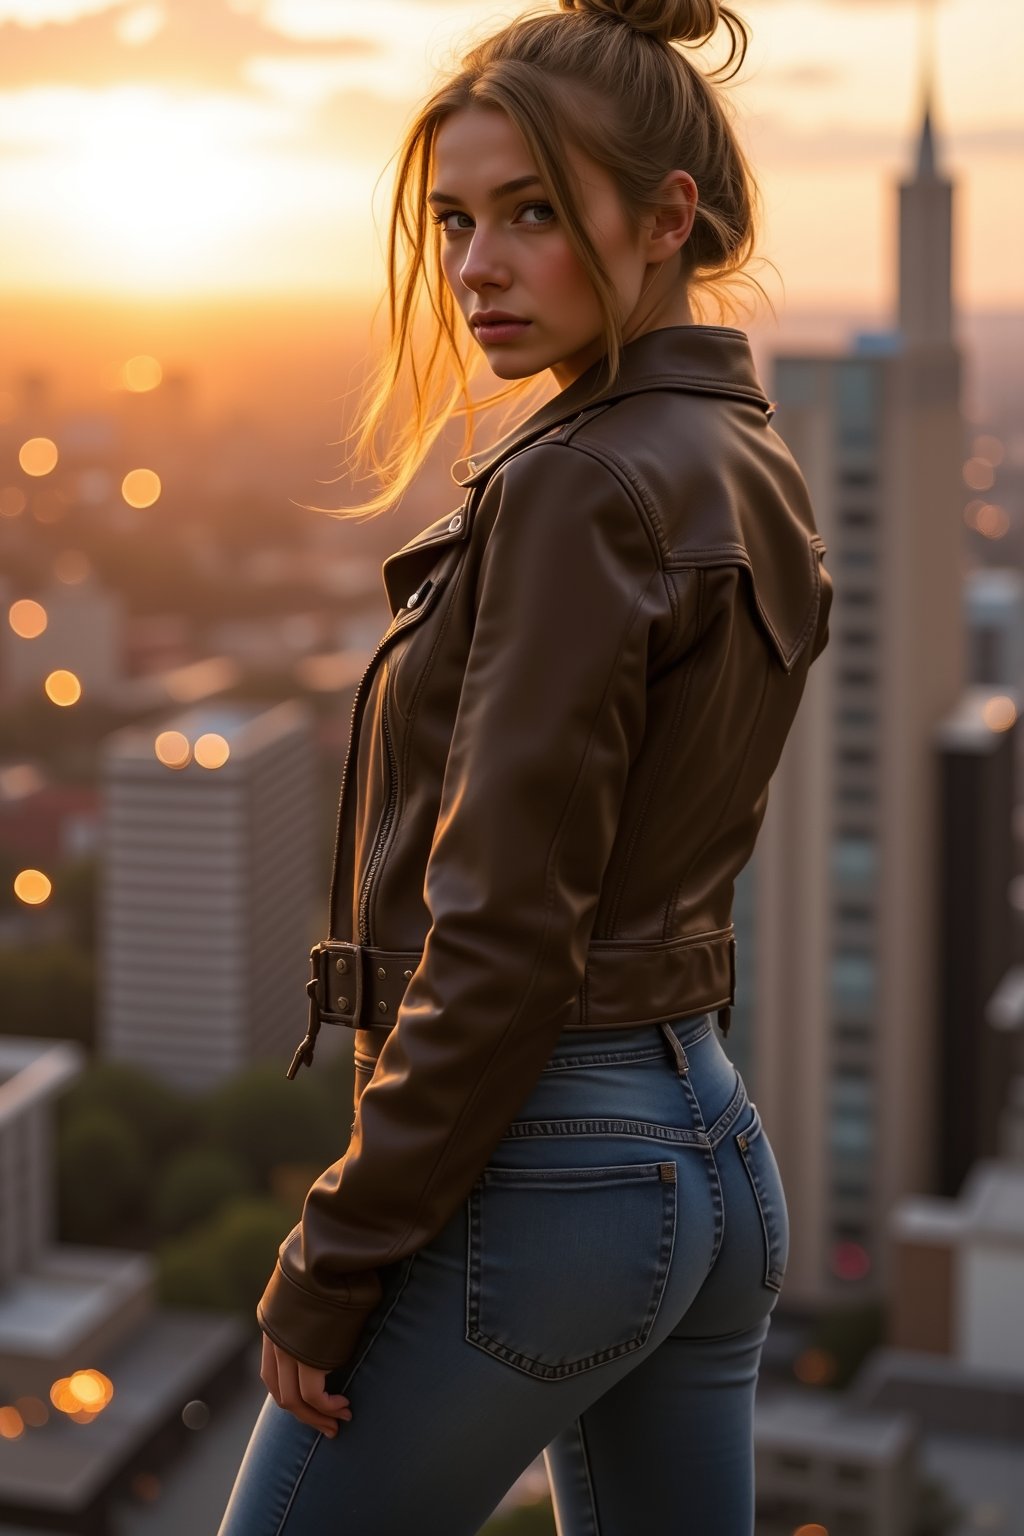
473, 320, 531, 343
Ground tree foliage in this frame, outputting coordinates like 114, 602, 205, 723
56, 1108, 148, 1243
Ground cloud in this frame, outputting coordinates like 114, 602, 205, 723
744, 111, 1024, 166
0, 0, 378, 94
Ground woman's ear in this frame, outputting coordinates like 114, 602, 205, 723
644, 170, 698, 262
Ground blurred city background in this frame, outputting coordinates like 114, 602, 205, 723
1, 0, 1022, 1532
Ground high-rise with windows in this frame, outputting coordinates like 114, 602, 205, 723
751, 82, 967, 1302
100, 700, 317, 1091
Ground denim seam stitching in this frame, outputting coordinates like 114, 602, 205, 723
333, 1251, 420, 1396
577, 1414, 603, 1536
272, 1433, 322, 1535
497, 1119, 711, 1147
736, 1113, 785, 1290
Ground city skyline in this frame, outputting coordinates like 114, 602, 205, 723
0, 0, 1020, 309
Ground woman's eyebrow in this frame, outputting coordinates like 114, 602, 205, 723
426, 175, 544, 206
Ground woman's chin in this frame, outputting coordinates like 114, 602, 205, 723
480, 352, 547, 382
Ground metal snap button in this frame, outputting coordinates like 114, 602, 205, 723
377, 966, 387, 979
448, 512, 463, 532
403, 969, 413, 979
335, 957, 349, 974
378, 1000, 387, 1013
336, 995, 350, 1012
407, 588, 421, 608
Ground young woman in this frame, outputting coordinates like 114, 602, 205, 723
218, 1, 833, 1532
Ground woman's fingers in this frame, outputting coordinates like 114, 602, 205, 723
266, 1344, 353, 1436
260, 1333, 281, 1404
298, 1362, 353, 1422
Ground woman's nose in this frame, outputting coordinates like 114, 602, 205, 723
458, 230, 510, 293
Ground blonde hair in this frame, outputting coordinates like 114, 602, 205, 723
317, 0, 769, 520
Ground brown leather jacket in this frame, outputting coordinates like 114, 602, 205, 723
257, 323, 833, 1369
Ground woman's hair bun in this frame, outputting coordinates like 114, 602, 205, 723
558, 0, 721, 47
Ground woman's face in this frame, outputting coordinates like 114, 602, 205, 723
429, 105, 691, 390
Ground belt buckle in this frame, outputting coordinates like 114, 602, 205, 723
320, 940, 363, 1027
285, 940, 363, 1080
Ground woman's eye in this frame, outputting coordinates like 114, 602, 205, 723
518, 202, 555, 226
433, 210, 473, 235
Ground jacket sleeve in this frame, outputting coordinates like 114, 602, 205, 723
257, 443, 663, 1369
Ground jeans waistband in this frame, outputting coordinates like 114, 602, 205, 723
546, 1012, 716, 1064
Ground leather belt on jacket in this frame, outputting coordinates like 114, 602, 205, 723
286, 932, 736, 1078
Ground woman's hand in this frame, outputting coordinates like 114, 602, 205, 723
260, 1333, 354, 1436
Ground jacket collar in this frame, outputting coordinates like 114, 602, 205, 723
451, 324, 773, 489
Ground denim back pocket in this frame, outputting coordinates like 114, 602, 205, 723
465, 1160, 677, 1381
733, 1103, 789, 1292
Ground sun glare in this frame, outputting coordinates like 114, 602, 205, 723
9, 86, 281, 293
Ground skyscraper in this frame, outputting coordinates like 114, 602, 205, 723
99, 700, 317, 1091
753, 78, 967, 1303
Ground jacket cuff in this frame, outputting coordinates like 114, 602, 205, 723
256, 1261, 378, 1371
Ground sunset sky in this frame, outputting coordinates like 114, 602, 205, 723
0, 0, 1021, 311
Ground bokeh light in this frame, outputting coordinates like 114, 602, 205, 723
793, 1347, 838, 1386
131, 1472, 162, 1503
122, 468, 161, 508
976, 503, 1010, 540
0, 487, 27, 518
122, 354, 163, 392
14, 1397, 48, 1428
182, 1399, 211, 1431
18, 437, 58, 476
8, 598, 47, 638
50, 1371, 114, 1419
45, 669, 83, 706
194, 733, 230, 770
154, 730, 191, 769
972, 435, 1005, 465
68, 1370, 114, 1410
962, 457, 995, 492
54, 549, 92, 584
14, 869, 52, 905
0, 1406, 24, 1441
830, 1239, 871, 1280
983, 696, 1018, 733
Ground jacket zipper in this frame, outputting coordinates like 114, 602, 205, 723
326, 576, 441, 940
356, 684, 398, 944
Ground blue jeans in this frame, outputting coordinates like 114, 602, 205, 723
216, 1011, 789, 1536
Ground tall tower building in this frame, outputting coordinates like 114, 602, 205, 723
752, 76, 967, 1304
99, 700, 317, 1091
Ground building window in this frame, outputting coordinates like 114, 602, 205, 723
829, 1072, 875, 1157
840, 669, 876, 687
840, 628, 875, 648
832, 838, 876, 884
838, 746, 875, 767
835, 1462, 868, 1483
840, 506, 876, 528
832, 953, 876, 1009
838, 468, 877, 489
775, 1453, 812, 1474
838, 549, 876, 570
